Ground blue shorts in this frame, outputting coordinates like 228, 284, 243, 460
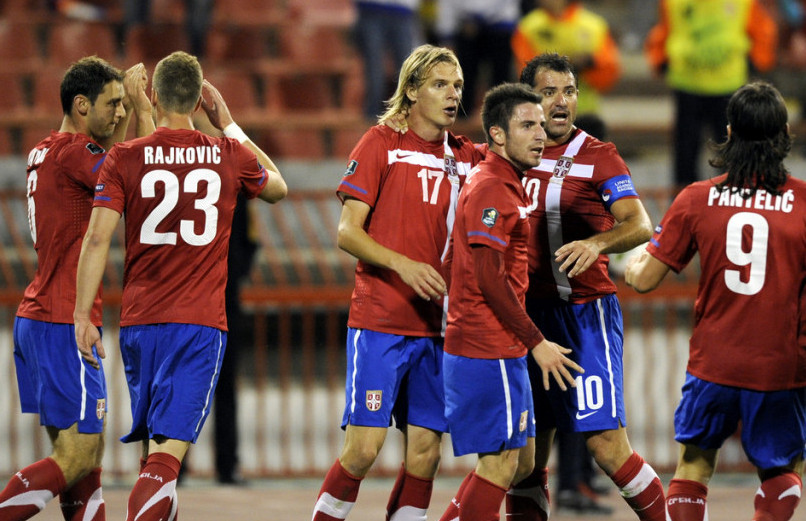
526, 295, 626, 432
444, 353, 535, 457
341, 328, 447, 433
119, 324, 226, 444
13, 317, 106, 433
675, 373, 806, 469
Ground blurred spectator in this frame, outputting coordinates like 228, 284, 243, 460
353, 0, 424, 121
512, 0, 621, 116
434, 0, 520, 117
621, 0, 659, 52
123, 0, 215, 58
645, 0, 777, 188
214, 193, 257, 485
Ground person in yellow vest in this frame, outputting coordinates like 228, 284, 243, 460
645, 0, 777, 188
511, 0, 621, 117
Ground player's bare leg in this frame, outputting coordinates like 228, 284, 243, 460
0, 423, 104, 521
586, 426, 666, 520
507, 428, 554, 521
666, 444, 717, 521
386, 425, 442, 520
312, 425, 387, 520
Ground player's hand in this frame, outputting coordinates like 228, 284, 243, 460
380, 112, 408, 134
555, 239, 600, 278
530, 339, 583, 391
74, 318, 105, 370
200, 79, 234, 131
393, 257, 447, 301
624, 249, 649, 288
123, 63, 150, 114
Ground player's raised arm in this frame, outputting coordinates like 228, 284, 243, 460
200, 79, 287, 203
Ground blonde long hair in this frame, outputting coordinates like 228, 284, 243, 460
378, 44, 462, 123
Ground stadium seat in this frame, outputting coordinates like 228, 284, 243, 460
255, 128, 326, 160
202, 69, 261, 115
0, 19, 43, 73
121, 23, 189, 65
32, 68, 65, 115
277, 25, 353, 64
204, 25, 270, 65
0, 72, 29, 113
45, 20, 118, 67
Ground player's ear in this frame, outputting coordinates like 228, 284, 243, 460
74, 94, 90, 116
193, 96, 202, 113
489, 125, 506, 147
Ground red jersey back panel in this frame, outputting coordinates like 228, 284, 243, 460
648, 174, 806, 390
94, 128, 268, 330
18, 131, 106, 325
337, 125, 481, 336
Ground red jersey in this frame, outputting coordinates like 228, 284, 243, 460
647, 174, 806, 391
17, 131, 106, 326
445, 152, 532, 359
523, 129, 640, 303
337, 125, 481, 336
93, 128, 268, 330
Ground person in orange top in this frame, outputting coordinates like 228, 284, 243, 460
512, 0, 620, 116
645, 0, 777, 188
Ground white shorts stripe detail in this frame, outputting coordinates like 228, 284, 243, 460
349, 330, 362, 414
195, 331, 223, 434
499, 359, 513, 438
595, 299, 617, 418
76, 347, 87, 420
312, 492, 355, 519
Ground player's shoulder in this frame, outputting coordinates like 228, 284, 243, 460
57, 133, 107, 162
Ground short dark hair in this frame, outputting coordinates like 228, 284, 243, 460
153, 51, 203, 114
519, 52, 578, 89
60, 56, 123, 115
710, 81, 792, 196
481, 83, 543, 146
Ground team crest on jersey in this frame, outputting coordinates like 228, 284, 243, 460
343, 160, 358, 177
552, 155, 574, 179
444, 154, 458, 178
519, 410, 528, 432
366, 390, 382, 411
481, 207, 499, 227
96, 399, 106, 420
86, 142, 105, 155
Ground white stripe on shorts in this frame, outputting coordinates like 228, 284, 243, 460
499, 359, 513, 438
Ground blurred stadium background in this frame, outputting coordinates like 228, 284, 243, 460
1, 0, 804, 485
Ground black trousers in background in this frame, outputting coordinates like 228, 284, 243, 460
672, 89, 731, 188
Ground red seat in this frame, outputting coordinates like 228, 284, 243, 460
0, 19, 42, 73
202, 69, 260, 116
32, 68, 65, 115
122, 23, 189, 65
45, 20, 118, 67
255, 128, 325, 160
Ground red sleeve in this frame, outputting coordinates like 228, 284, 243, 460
472, 245, 544, 348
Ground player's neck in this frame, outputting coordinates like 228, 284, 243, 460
406, 113, 447, 143
155, 111, 195, 131
546, 127, 576, 148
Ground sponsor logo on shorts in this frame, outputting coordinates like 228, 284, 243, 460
96, 398, 106, 420
519, 410, 528, 432
366, 390, 382, 411
575, 410, 596, 420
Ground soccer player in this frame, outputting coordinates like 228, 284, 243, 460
0, 57, 151, 521
626, 81, 805, 521
311, 44, 482, 521
73, 51, 288, 521
506, 53, 666, 521
438, 82, 582, 521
